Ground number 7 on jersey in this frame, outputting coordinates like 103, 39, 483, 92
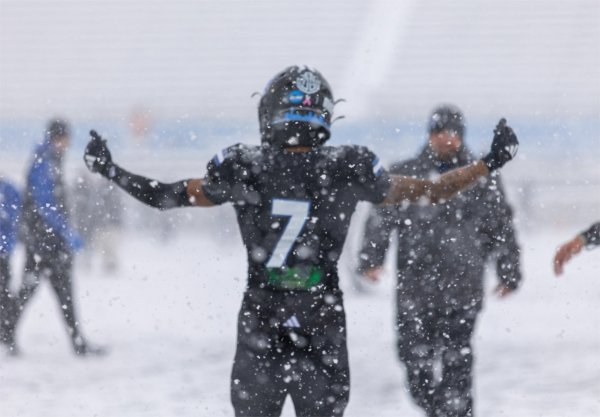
266, 199, 311, 268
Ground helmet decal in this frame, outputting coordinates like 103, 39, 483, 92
288, 90, 304, 104
295, 71, 321, 94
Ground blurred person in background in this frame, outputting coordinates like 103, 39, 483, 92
553, 222, 600, 276
0, 177, 21, 355
72, 169, 123, 274
83, 67, 518, 417
4, 119, 104, 356
357, 104, 522, 417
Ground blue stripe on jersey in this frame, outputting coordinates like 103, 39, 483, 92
372, 157, 384, 177
212, 148, 227, 166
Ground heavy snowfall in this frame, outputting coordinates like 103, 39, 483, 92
1, 1, 599, 416
0, 225, 599, 417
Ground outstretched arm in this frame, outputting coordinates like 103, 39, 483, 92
553, 222, 600, 276
382, 161, 489, 205
382, 118, 518, 205
185, 179, 215, 207
84, 130, 214, 209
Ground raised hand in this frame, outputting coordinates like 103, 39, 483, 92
84, 130, 113, 176
482, 118, 519, 172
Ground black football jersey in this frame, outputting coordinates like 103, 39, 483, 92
202, 144, 391, 291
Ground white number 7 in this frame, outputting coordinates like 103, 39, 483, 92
266, 199, 311, 268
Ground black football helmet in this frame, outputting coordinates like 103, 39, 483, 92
428, 104, 465, 138
259, 66, 335, 148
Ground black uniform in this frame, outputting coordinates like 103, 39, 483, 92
201, 143, 390, 416
359, 146, 521, 417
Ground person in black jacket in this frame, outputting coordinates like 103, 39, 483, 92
553, 222, 600, 276
358, 104, 522, 417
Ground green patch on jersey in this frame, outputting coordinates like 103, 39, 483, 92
267, 266, 323, 290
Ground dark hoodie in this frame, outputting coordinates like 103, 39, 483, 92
358, 145, 521, 310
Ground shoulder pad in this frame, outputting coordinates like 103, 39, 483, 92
211, 143, 262, 167
319, 144, 373, 160
319, 145, 385, 177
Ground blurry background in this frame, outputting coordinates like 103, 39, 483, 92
1, 0, 599, 235
1, 2, 599, 417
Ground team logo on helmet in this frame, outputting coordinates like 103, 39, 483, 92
288, 90, 304, 104
295, 71, 321, 94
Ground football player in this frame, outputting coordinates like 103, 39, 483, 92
83, 66, 518, 416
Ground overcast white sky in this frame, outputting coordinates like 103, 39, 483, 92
1, 0, 598, 121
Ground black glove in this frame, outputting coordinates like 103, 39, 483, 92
84, 130, 114, 177
482, 118, 519, 172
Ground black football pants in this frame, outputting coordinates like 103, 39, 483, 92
396, 300, 479, 417
0, 255, 17, 344
5, 245, 83, 348
231, 288, 350, 417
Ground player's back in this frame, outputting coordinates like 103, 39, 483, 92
203, 143, 390, 291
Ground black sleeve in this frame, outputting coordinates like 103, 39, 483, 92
481, 175, 522, 290
106, 164, 192, 210
346, 146, 392, 204
200, 147, 236, 205
357, 205, 396, 272
581, 222, 600, 247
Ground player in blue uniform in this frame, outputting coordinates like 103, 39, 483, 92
83, 66, 518, 416
4, 120, 103, 356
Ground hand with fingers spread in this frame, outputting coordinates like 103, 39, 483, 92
482, 118, 519, 172
84, 130, 113, 177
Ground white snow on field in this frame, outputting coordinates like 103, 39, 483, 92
1, 228, 599, 417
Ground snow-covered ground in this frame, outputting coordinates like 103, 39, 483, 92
1, 227, 599, 417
